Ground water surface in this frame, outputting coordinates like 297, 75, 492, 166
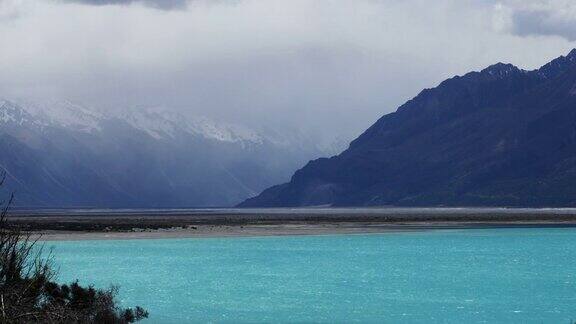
50, 228, 576, 323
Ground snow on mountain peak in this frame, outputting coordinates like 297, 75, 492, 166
190, 116, 263, 144
121, 107, 264, 144
0, 98, 266, 145
0, 99, 42, 127
0, 99, 335, 153
14, 99, 103, 133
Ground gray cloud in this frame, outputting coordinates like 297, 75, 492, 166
512, 9, 576, 41
62, 0, 189, 10
0, 0, 574, 144
494, 0, 576, 41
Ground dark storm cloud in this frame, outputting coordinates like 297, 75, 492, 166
63, 0, 189, 10
511, 9, 576, 41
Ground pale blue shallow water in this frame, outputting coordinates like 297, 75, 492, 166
48, 228, 576, 323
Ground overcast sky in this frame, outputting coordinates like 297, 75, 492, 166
1, 0, 575, 141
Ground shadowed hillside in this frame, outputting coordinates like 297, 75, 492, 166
240, 50, 576, 207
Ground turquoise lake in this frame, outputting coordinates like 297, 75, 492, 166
48, 228, 576, 323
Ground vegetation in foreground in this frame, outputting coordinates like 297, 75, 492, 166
0, 175, 148, 323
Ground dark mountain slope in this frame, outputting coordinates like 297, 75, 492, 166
240, 50, 576, 207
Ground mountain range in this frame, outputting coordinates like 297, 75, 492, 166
240, 49, 576, 207
0, 99, 334, 207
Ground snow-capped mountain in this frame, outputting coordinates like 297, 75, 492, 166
119, 107, 264, 146
7, 99, 266, 143
0, 98, 332, 207
14, 99, 103, 133
0, 99, 42, 128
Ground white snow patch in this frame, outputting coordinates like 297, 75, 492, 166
121, 107, 264, 144
13, 99, 103, 133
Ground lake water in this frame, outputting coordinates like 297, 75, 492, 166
48, 228, 576, 323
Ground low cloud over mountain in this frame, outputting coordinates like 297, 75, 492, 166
0, 99, 330, 207
1, 0, 575, 145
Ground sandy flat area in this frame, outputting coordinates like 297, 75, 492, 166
8, 207, 575, 241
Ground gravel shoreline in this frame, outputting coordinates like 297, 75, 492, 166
8, 208, 576, 241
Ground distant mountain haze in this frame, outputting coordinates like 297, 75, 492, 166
0, 100, 337, 207
240, 49, 576, 207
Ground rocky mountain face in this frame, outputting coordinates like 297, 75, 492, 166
240, 50, 576, 207
0, 100, 325, 207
